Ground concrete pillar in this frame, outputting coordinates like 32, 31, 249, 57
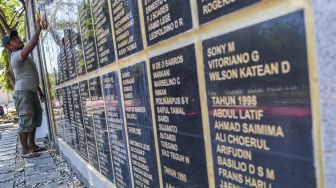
312, 0, 336, 187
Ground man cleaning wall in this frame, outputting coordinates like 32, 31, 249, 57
2, 16, 47, 158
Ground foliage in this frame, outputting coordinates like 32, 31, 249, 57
0, 49, 13, 91
0, 0, 26, 92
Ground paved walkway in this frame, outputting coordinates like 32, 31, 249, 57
0, 123, 80, 188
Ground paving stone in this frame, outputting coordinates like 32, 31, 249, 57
0, 137, 15, 139
0, 135, 13, 137
0, 133, 16, 136
0, 150, 16, 157
0, 145, 16, 150
0, 137, 16, 139
25, 157, 54, 168
36, 182, 68, 188
0, 134, 16, 137
0, 140, 16, 144
0, 159, 15, 167
25, 163, 57, 176
0, 137, 16, 140
0, 166, 14, 174
0, 146, 16, 152
0, 173, 14, 183
0, 137, 16, 141
26, 171, 61, 186
0, 181, 13, 188
0, 144, 17, 149
0, 135, 16, 138
0, 141, 16, 144
0, 155, 16, 161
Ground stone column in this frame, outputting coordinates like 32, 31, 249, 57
312, 0, 336, 187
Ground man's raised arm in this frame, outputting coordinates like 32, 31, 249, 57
20, 20, 43, 60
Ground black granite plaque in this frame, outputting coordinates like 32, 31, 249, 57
53, 89, 63, 122
73, 30, 86, 76
102, 72, 133, 188
111, 0, 143, 59
55, 89, 67, 139
142, 0, 193, 46
78, 0, 99, 72
68, 2, 86, 76
121, 62, 159, 187
150, 45, 209, 187
197, 0, 260, 25
61, 87, 68, 123
72, 83, 88, 160
203, 11, 316, 187
66, 86, 73, 126
60, 41, 69, 82
91, 0, 115, 67
89, 77, 114, 181
66, 86, 79, 151
57, 55, 63, 85
61, 87, 72, 144
80, 80, 100, 170
64, 29, 77, 79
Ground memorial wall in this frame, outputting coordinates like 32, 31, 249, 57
39, 0, 323, 187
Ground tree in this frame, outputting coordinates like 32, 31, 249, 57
0, 0, 26, 92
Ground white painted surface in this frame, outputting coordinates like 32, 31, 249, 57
36, 111, 49, 139
0, 88, 13, 108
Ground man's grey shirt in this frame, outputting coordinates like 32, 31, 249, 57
11, 50, 39, 92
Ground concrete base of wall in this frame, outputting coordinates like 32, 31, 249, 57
57, 138, 116, 188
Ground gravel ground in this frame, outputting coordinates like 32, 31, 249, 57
48, 146, 84, 188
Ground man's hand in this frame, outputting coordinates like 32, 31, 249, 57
35, 13, 44, 31
35, 13, 48, 31
36, 18, 43, 32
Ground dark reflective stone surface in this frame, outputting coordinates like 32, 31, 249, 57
149, 45, 209, 187
197, 0, 260, 24
80, 80, 100, 170
142, 0, 193, 46
91, 0, 116, 67
61, 87, 72, 144
203, 11, 316, 187
64, 29, 77, 80
102, 72, 132, 188
66, 0, 86, 76
66, 86, 79, 151
78, 0, 99, 72
121, 62, 160, 188
60, 41, 69, 82
89, 77, 114, 180
111, 0, 143, 59
55, 88, 69, 142
72, 83, 89, 161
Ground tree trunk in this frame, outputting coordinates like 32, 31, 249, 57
7, 59, 15, 89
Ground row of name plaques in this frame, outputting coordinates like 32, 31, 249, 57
56, 0, 263, 84
54, 10, 317, 188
